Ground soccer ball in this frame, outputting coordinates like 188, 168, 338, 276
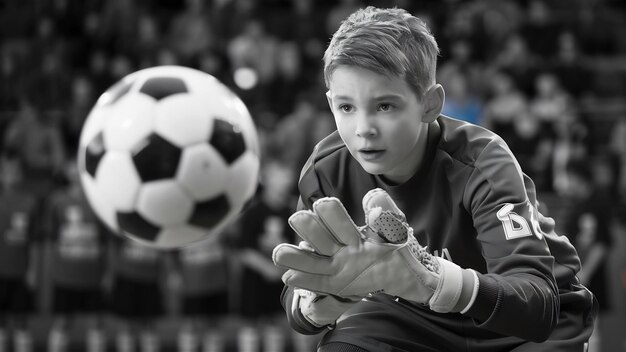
78, 65, 260, 249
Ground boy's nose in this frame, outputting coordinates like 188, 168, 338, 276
355, 115, 378, 137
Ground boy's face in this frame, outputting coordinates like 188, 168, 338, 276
327, 66, 432, 183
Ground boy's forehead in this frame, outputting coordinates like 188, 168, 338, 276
327, 66, 411, 98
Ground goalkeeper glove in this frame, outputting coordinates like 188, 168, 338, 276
273, 188, 478, 313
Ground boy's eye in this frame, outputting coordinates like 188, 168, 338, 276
378, 103, 394, 112
338, 104, 354, 113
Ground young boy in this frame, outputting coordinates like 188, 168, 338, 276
272, 6, 596, 352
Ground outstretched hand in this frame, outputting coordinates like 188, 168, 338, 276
273, 188, 477, 313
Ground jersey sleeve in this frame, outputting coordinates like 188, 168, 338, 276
462, 137, 560, 342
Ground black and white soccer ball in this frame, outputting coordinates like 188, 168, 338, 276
78, 65, 260, 248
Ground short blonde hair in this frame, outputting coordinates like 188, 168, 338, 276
323, 6, 439, 98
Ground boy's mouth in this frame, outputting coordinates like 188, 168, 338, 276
358, 149, 385, 161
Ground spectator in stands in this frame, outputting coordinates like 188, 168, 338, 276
108, 54, 135, 82
518, 0, 561, 60
43, 160, 108, 352
550, 30, 591, 99
492, 33, 539, 95
437, 39, 485, 98
530, 72, 584, 193
270, 93, 335, 174
166, 0, 215, 67
108, 238, 167, 352
155, 48, 180, 67
87, 50, 116, 96
171, 238, 230, 352
0, 155, 39, 352
227, 19, 279, 86
480, 70, 528, 142
26, 17, 72, 112
559, 158, 615, 352
25, 48, 72, 114
210, 0, 258, 46
2, 99, 66, 199
529, 72, 576, 134
267, 41, 308, 118
233, 159, 297, 352
440, 69, 483, 125
197, 49, 231, 87
226, 19, 280, 114
575, 0, 623, 57
473, 2, 524, 61
0, 46, 22, 113
279, 0, 328, 61
552, 120, 590, 196
60, 75, 96, 152
96, 0, 142, 56
132, 14, 164, 70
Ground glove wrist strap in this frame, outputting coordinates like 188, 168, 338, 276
429, 259, 478, 313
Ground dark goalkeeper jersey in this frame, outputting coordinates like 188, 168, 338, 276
282, 115, 592, 345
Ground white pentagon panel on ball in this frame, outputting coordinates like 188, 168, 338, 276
103, 94, 156, 151
96, 151, 142, 212
153, 225, 215, 248
137, 180, 193, 226
80, 172, 118, 231
154, 95, 212, 147
176, 144, 228, 201
224, 151, 260, 208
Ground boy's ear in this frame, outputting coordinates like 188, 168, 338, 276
421, 84, 444, 123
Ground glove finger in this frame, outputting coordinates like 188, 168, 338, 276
272, 243, 335, 275
288, 210, 344, 256
362, 188, 406, 219
282, 269, 334, 295
313, 197, 362, 247
362, 188, 410, 243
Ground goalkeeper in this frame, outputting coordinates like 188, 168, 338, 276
272, 6, 596, 352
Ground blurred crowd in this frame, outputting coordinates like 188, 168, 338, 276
1, 0, 626, 351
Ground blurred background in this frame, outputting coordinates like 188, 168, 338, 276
1, 0, 625, 351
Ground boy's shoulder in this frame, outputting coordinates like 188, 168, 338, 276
437, 116, 529, 199
308, 130, 346, 162
436, 115, 512, 167
298, 130, 352, 182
